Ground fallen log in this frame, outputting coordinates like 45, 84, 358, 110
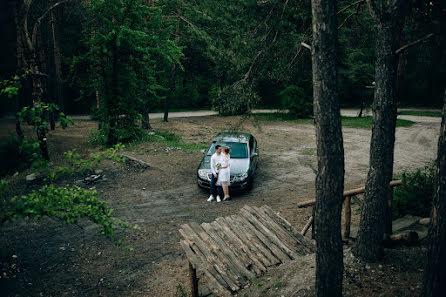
384, 230, 419, 247
120, 154, 151, 169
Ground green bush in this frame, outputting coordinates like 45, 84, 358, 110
0, 137, 45, 177
393, 164, 436, 219
279, 85, 313, 118
211, 81, 259, 116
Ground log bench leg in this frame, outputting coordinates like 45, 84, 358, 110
189, 261, 198, 297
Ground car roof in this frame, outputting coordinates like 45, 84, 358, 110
213, 132, 253, 144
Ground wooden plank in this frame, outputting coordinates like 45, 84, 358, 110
297, 199, 316, 208
301, 216, 313, 236
261, 205, 316, 253
189, 261, 198, 297
245, 206, 302, 256
201, 222, 255, 281
219, 217, 280, 270
210, 220, 265, 275
252, 206, 312, 255
187, 222, 242, 291
240, 208, 296, 261
180, 240, 229, 296
237, 211, 289, 263
179, 235, 231, 293
227, 215, 281, 266
181, 224, 240, 292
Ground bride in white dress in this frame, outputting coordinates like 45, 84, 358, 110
217, 146, 231, 201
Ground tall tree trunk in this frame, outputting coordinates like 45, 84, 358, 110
354, 0, 406, 262
49, 0, 64, 112
311, 0, 344, 296
163, 10, 180, 122
141, 100, 152, 130
12, 0, 24, 141
107, 36, 119, 145
420, 90, 446, 297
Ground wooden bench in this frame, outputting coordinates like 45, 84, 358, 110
179, 205, 315, 296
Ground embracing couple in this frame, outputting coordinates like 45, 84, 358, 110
207, 145, 231, 202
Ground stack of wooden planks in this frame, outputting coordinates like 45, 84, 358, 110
179, 205, 316, 296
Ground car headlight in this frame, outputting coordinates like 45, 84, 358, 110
198, 169, 210, 180
233, 172, 248, 182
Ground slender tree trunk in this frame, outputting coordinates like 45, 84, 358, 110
164, 9, 180, 122
141, 100, 152, 130
50, 0, 64, 112
30, 60, 50, 160
107, 36, 119, 145
12, 0, 24, 141
311, 0, 344, 296
420, 90, 446, 297
354, 0, 406, 262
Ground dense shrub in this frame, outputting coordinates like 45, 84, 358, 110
0, 137, 43, 177
279, 85, 313, 118
211, 81, 259, 116
393, 164, 436, 219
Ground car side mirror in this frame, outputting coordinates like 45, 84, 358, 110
251, 152, 259, 157
200, 149, 206, 154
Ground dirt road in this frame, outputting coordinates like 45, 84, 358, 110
0, 112, 440, 297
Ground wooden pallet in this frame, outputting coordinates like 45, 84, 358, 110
179, 205, 316, 296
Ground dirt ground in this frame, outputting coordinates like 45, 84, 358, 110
0, 112, 440, 297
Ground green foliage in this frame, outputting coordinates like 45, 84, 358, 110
393, 164, 436, 219
72, 0, 182, 144
1, 184, 127, 237
212, 81, 259, 116
18, 138, 48, 170
279, 85, 313, 118
0, 74, 23, 98
54, 144, 125, 179
0, 144, 128, 239
0, 137, 47, 177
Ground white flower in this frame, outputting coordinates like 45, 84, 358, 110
215, 162, 221, 168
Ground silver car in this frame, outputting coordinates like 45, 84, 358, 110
197, 132, 259, 191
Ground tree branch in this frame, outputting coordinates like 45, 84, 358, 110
301, 42, 311, 50
337, 0, 365, 15
395, 33, 435, 54
22, 0, 33, 51
31, 0, 70, 49
338, 1, 362, 30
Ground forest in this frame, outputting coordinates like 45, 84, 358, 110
0, 0, 446, 296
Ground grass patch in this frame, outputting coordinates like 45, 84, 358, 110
252, 112, 313, 124
135, 130, 207, 151
341, 116, 415, 129
301, 148, 316, 156
399, 110, 442, 117
90, 129, 207, 151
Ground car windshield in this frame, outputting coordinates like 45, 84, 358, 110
207, 142, 248, 158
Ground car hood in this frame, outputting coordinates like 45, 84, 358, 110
199, 156, 249, 175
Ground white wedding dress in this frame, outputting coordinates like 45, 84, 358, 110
217, 154, 230, 185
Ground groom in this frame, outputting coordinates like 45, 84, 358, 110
207, 144, 223, 202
